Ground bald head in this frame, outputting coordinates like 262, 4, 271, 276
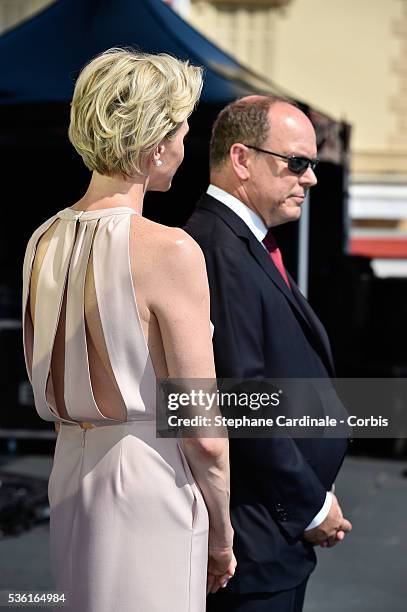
209, 95, 314, 172
238, 94, 271, 105
267, 102, 316, 149
209, 95, 318, 228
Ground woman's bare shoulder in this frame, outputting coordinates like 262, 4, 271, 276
131, 216, 204, 269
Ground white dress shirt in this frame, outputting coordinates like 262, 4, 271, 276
207, 184, 268, 242
207, 184, 332, 530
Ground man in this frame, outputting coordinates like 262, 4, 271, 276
185, 96, 352, 612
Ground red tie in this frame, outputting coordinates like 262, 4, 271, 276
262, 230, 291, 289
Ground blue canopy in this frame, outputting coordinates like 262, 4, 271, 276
0, 0, 287, 105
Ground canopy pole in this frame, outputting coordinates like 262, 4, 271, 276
297, 192, 310, 297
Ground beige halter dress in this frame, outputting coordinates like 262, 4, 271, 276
22, 207, 208, 612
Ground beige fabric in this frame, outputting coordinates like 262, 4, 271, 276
23, 207, 208, 612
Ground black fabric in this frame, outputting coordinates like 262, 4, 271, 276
207, 579, 308, 612
185, 194, 348, 595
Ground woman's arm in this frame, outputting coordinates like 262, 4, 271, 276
146, 228, 235, 588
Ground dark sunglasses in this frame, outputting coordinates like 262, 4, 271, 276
244, 144, 319, 175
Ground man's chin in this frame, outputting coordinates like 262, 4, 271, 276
275, 208, 302, 226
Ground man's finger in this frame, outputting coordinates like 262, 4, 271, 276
326, 535, 339, 547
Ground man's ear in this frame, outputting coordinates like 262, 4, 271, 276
229, 143, 250, 181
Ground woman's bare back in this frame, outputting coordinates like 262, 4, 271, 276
28, 208, 170, 422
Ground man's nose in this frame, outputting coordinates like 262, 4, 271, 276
300, 166, 317, 187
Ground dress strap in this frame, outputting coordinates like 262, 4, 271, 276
24, 216, 78, 422
63, 219, 112, 421
92, 214, 156, 418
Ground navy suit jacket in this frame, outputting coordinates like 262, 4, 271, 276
185, 194, 348, 594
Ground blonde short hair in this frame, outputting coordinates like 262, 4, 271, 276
68, 48, 203, 177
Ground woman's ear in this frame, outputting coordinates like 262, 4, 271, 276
152, 143, 165, 167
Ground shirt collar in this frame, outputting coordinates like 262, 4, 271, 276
207, 184, 268, 243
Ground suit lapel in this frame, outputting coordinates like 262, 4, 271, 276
288, 277, 336, 375
197, 194, 335, 374
198, 194, 296, 300
246, 233, 296, 303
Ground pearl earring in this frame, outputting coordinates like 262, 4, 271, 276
154, 159, 163, 167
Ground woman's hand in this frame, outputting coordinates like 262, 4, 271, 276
207, 547, 237, 594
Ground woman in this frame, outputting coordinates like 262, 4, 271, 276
22, 48, 235, 611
